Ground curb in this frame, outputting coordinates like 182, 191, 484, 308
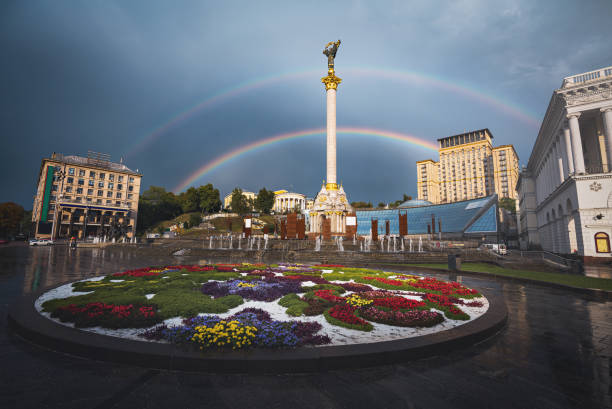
8, 284, 506, 374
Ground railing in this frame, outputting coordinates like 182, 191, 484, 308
563, 66, 612, 88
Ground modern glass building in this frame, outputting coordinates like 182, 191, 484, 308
356, 195, 499, 240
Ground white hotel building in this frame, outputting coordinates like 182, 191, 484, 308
517, 66, 612, 261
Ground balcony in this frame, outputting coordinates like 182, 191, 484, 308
562, 66, 612, 88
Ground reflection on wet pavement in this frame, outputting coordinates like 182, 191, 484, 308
1, 244, 610, 409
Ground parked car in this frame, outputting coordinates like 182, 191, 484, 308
29, 238, 54, 246
15, 233, 27, 241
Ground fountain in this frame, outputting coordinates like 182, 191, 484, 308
264, 235, 268, 250
409, 238, 413, 252
337, 236, 344, 252
418, 236, 423, 252
229, 235, 233, 250
238, 237, 241, 250
315, 235, 321, 252
209, 236, 213, 249
359, 240, 363, 252
392, 236, 396, 253
401, 237, 405, 252
257, 236, 261, 250
387, 236, 391, 253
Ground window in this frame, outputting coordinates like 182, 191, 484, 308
117, 184, 123, 190
128, 185, 133, 192
66, 186, 73, 193
89, 180, 94, 187
127, 193, 133, 199
98, 190, 103, 196
96, 199, 102, 204
64, 195, 71, 200
68, 168, 75, 176
86, 197, 92, 203
51, 184, 58, 191
107, 191, 113, 197
67, 177, 74, 184
116, 201, 121, 206
79, 169, 85, 177
109, 174, 114, 181
595, 232, 610, 253
75, 197, 82, 203
50, 195, 56, 202
108, 182, 114, 189
116, 192, 122, 198
77, 187, 83, 194
118, 175, 123, 182
87, 189, 93, 195
90, 171, 96, 177
78, 179, 84, 186
98, 181, 104, 188
129, 177, 134, 183
99, 173, 105, 179
106, 200, 112, 205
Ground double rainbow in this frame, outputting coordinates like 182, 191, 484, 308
125, 67, 540, 158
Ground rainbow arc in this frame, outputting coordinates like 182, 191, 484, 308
173, 127, 438, 193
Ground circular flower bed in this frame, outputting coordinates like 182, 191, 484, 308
35, 263, 488, 352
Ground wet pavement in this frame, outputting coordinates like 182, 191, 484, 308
1, 244, 610, 409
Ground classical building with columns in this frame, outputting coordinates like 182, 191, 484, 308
273, 191, 306, 213
517, 65, 612, 260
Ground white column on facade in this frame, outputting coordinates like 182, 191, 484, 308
546, 155, 552, 197
326, 88, 337, 185
553, 142, 563, 186
563, 124, 575, 175
557, 132, 568, 181
601, 107, 612, 170
568, 113, 586, 174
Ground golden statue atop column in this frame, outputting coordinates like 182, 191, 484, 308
310, 40, 352, 235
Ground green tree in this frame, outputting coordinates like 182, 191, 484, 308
499, 198, 516, 214
179, 187, 200, 213
230, 188, 250, 216
189, 213, 202, 228
254, 188, 275, 214
377, 202, 386, 208
137, 186, 182, 233
0, 202, 25, 238
198, 184, 221, 214
350, 201, 371, 208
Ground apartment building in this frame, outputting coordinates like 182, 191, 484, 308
417, 129, 519, 204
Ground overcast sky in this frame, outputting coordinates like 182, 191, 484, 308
1, 0, 611, 208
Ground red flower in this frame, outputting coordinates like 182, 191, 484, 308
328, 305, 369, 325
372, 297, 426, 311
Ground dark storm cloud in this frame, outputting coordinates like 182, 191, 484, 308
1, 0, 611, 207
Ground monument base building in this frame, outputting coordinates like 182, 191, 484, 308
310, 183, 352, 234
517, 66, 612, 261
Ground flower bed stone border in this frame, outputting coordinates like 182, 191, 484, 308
8, 282, 507, 373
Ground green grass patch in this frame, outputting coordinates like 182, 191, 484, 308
404, 262, 612, 291
151, 289, 243, 319
278, 294, 309, 317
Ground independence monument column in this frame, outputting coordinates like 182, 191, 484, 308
310, 40, 352, 235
